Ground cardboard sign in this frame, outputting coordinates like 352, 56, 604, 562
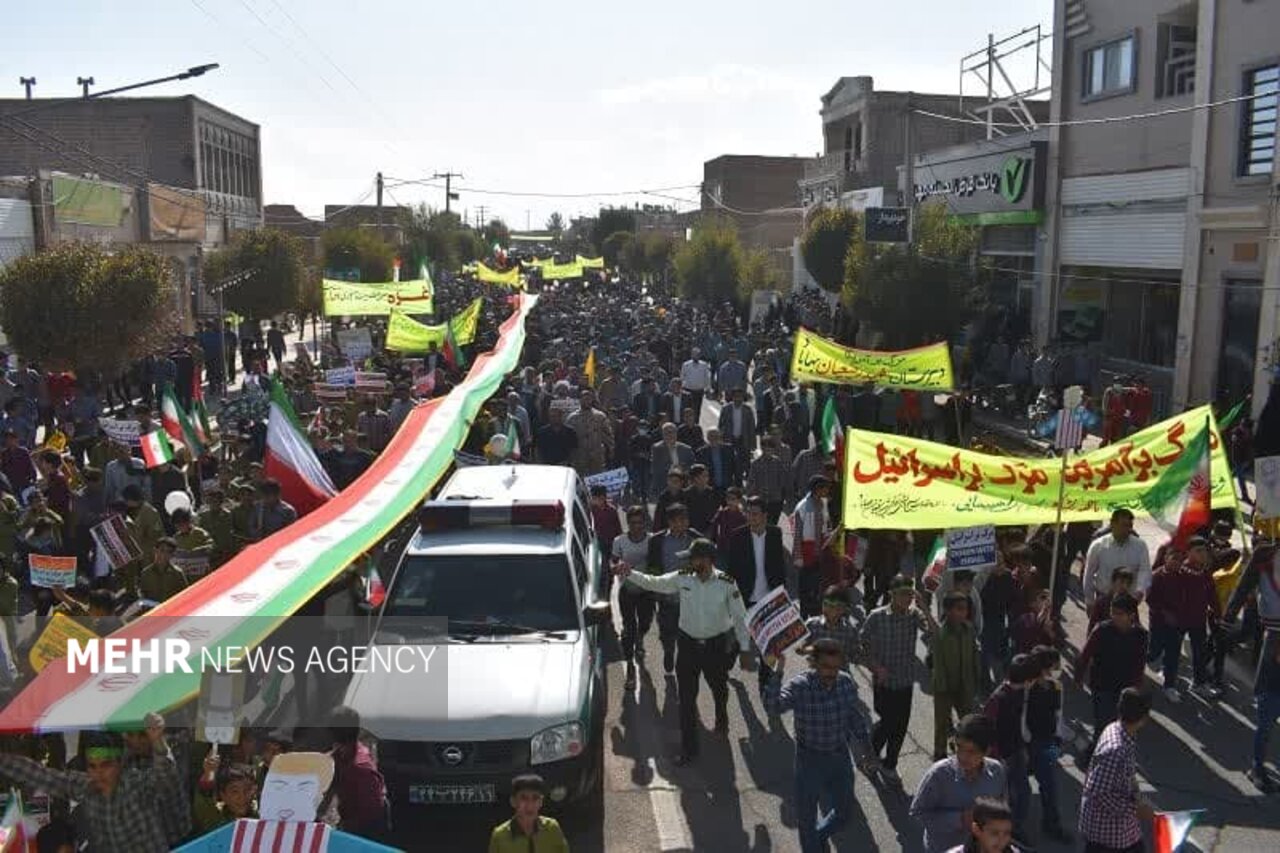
945, 525, 997, 572
584, 467, 629, 499
745, 587, 809, 660
91, 515, 142, 570
28, 555, 77, 588
196, 669, 245, 745
173, 550, 211, 580
325, 366, 356, 387
1255, 456, 1280, 520
313, 383, 350, 404
336, 327, 373, 361
29, 612, 98, 673
354, 371, 389, 393
550, 398, 579, 417
99, 417, 142, 446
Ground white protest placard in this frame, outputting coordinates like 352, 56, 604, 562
91, 514, 142, 571
325, 366, 356, 387
197, 669, 245, 746
584, 467, 629, 499
355, 371, 389, 393
336, 327, 373, 361
313, 383, 350, 404
98, 417, 141, 446
1255, 456, 1280, 520
550, 398, 579, 417
745, 587, 810, 660
945, 525, 997, 572
172, 550, 211, 579
29, 554, 77, 588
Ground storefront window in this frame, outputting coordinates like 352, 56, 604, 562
1102, 277, 1178, 367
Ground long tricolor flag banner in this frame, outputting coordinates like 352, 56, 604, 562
0, 295, 538, 733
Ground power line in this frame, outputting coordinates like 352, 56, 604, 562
382, 176, 702, 199
913, 89, 1272, 129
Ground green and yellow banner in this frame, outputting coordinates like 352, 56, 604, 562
789, 327, 955, 391
842, 405, 1234, 530
540, 261, 584, 279
385, 297, 483, 353
576, 255, 605, 269
475, 262, 523, 288
322, 278, 433, 316
522, 257, 552, 270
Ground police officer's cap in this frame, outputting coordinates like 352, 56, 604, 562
677, 538, 716, 561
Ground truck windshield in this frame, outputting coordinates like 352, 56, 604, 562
381, 554, 579, 634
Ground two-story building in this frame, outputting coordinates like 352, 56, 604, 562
1041, 0, 1279, 418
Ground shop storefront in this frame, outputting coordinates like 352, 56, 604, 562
909, 131, 1048, 340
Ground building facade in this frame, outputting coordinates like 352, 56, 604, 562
1040, 0, 1280, 419
0, 95, 263, 324
703, 155, 807, 284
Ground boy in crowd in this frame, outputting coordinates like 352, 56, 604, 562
947, 797, 1021, 853
804, 585, 863, 670
193, 753, 258, 833
911, 714, 1008, 853
1076, 593, 1148, 763
1024, 646, 1072, 843
932, 592, 982, 761
861, 575, 936, 788
488, 773, 570, 853
1088, 566, 1135, 635
1148, 536, 1220, 702
652, 468, 687, 532
985, 654, 1040, 846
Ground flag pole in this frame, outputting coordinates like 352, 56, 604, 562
1047, 447, 1069, 616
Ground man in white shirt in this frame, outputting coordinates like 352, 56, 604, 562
680, 348, 712, 414
1083, 508, 1152, 604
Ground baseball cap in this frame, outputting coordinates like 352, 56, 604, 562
676, 538, 716, 561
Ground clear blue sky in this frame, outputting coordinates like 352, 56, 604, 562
6, 0, 1052, 228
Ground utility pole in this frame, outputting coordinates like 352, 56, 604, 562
432, 171, 462, 214
375, 171, 384, 235
903, 92, 915, 243
19, 77, 35, 99
77, 76, 94, 98
476, 205, 488, 230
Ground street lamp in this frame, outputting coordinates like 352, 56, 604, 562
3, 64, 220, 118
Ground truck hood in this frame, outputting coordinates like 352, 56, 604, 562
343, 639, 587, 741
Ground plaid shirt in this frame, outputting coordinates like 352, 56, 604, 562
804, 613, 864, 668
1079, 721, 1141, 849
860, 604, 932, 690
762, 669, 870, 752
0, 749, 189, 852
747, 453, 791, 503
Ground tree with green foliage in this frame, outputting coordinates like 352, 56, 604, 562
843, 201, 982, 348
321, 227, 395, 283
739, 247, 785, 296
801, 207, 860, 293
203, 228, 307, 318
643, 232, 676, 280
601, 231, 634, 269
673, 220, 743, 303
546, 212, 565, 240
0, 242, 176, 374
483, 218, 510, 249
590, 207, 637, 254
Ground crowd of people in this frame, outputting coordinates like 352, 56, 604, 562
0, 259, 1274, 852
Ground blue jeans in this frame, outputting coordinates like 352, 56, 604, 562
795, 746, 854, 853
1159, 624, 1207, 687
1029, 740, 1064, 829
1255, 691, 1280, 771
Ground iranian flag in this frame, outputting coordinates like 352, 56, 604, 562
443, 323, 468, 370
1153, 810, 1203, 853
923, 536, 947, 591
0, 789, 28, 853
1141, 417, 1212, 548
506, 419, 522, 461
820, 395, 843, 456
161, 385, 204, 456
140, 430, 176, 469
192, 366, 212, 447
264, 380, 337, 517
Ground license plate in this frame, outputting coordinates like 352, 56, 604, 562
408, 783, 497, 805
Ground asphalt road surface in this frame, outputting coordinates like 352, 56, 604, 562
385, 399, 1280, 852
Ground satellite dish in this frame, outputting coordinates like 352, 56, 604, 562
164, 491, 192, 516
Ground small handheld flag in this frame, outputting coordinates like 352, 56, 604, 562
139, 430, 176, 469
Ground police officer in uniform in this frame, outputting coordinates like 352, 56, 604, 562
615, 538, 751, 765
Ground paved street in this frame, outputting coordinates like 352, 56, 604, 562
385, 400, 1280, 852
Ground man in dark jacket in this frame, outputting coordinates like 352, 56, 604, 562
660, 379, 697, 427
695, 428, 739, 494
726, 495, 787, 606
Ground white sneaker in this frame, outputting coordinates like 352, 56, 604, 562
1164, 687, 1181, 703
